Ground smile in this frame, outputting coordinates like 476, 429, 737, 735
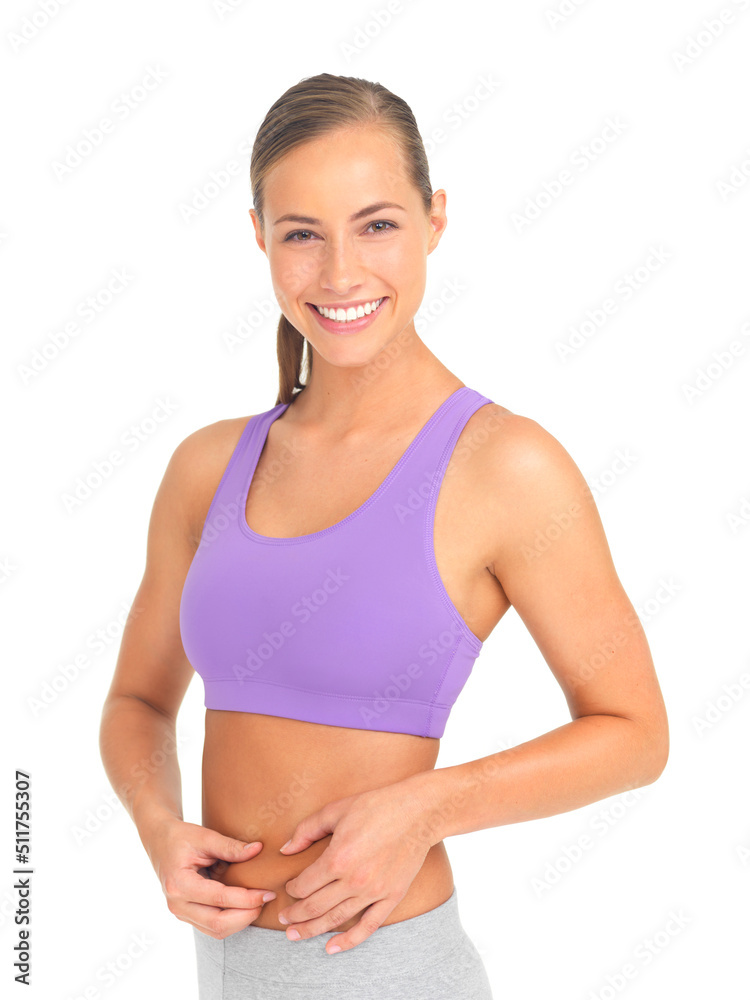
306, 296, 389, 336
313, 297, 385, 324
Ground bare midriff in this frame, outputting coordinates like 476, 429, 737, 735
202, 710, 454, 931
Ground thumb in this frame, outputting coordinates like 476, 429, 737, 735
198, 830, 264, 867
279, 810, 334, 854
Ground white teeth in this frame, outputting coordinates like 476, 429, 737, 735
315, 297, 384, 323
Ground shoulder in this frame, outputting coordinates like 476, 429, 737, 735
462, 402, 589, 496
481, 406, 587, 491
164, 415, 256, 544
461, 403, 598, 561
170, 414, 254, 475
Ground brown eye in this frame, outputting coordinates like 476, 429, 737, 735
284, 230, 315, 243
367, 221, 397, 234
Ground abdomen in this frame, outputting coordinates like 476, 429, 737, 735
201, 710, 454, 931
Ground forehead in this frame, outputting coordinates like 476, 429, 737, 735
263, 127, 413, 215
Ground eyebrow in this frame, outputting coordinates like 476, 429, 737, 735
272, 201, 407, 227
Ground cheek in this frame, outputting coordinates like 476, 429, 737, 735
272, 251, 320, 290
376, 238, 424, 282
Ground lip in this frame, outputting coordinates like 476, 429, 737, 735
306, 297, 388, 336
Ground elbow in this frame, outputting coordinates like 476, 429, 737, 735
637, 718, 670, 786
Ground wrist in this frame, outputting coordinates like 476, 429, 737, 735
399, 768, 451, 851
132, 799, 183, 853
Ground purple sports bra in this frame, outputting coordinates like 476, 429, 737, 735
179, 385, 494, 738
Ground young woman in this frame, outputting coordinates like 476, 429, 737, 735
99, 73, 669, 999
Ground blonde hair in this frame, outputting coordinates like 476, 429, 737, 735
249, 73, 434, 405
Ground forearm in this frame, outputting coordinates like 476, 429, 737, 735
404, 714, 665, 848
99, 695, 184, 852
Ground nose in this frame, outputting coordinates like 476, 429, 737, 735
317, 239, 364, 294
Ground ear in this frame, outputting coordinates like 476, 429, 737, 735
248, 208, 267, 254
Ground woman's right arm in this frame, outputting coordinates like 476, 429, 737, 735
98, 421, 276, 937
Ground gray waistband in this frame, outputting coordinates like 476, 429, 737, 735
195, 885, 471, 987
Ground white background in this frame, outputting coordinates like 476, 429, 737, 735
3, 1, 749, 997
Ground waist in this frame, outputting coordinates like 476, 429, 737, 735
200, 710, 453, 931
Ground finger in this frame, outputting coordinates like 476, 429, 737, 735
323, 898, 396, 954
189, 833, 264, 869
180, 868, 276, 910
178, 899, 264, 938
279, 809, 337, 855
283, 856, 336, 904
281, 892, 365, 941
278, 880, 346, 929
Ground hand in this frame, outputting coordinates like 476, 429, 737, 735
144, 817, 278, 938
276, 779, 433, 954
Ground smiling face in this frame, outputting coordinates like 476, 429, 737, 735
249, 124, 447, 371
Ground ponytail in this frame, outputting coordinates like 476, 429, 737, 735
275, 314, 311, 406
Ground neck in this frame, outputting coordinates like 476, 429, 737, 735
287, 336, 461, 437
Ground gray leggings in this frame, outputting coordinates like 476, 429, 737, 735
193, 885, 493, 999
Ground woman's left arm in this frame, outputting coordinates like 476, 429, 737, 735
277, 413, 669, 951
407, 411, 670, 835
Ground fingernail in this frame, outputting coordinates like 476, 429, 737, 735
262, 892, 276, 902
328, 945, 341, 954
287, 928, 300, 940
244, 842, 261, 849
278, 915, 289, 925
280, 839, 291, 852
